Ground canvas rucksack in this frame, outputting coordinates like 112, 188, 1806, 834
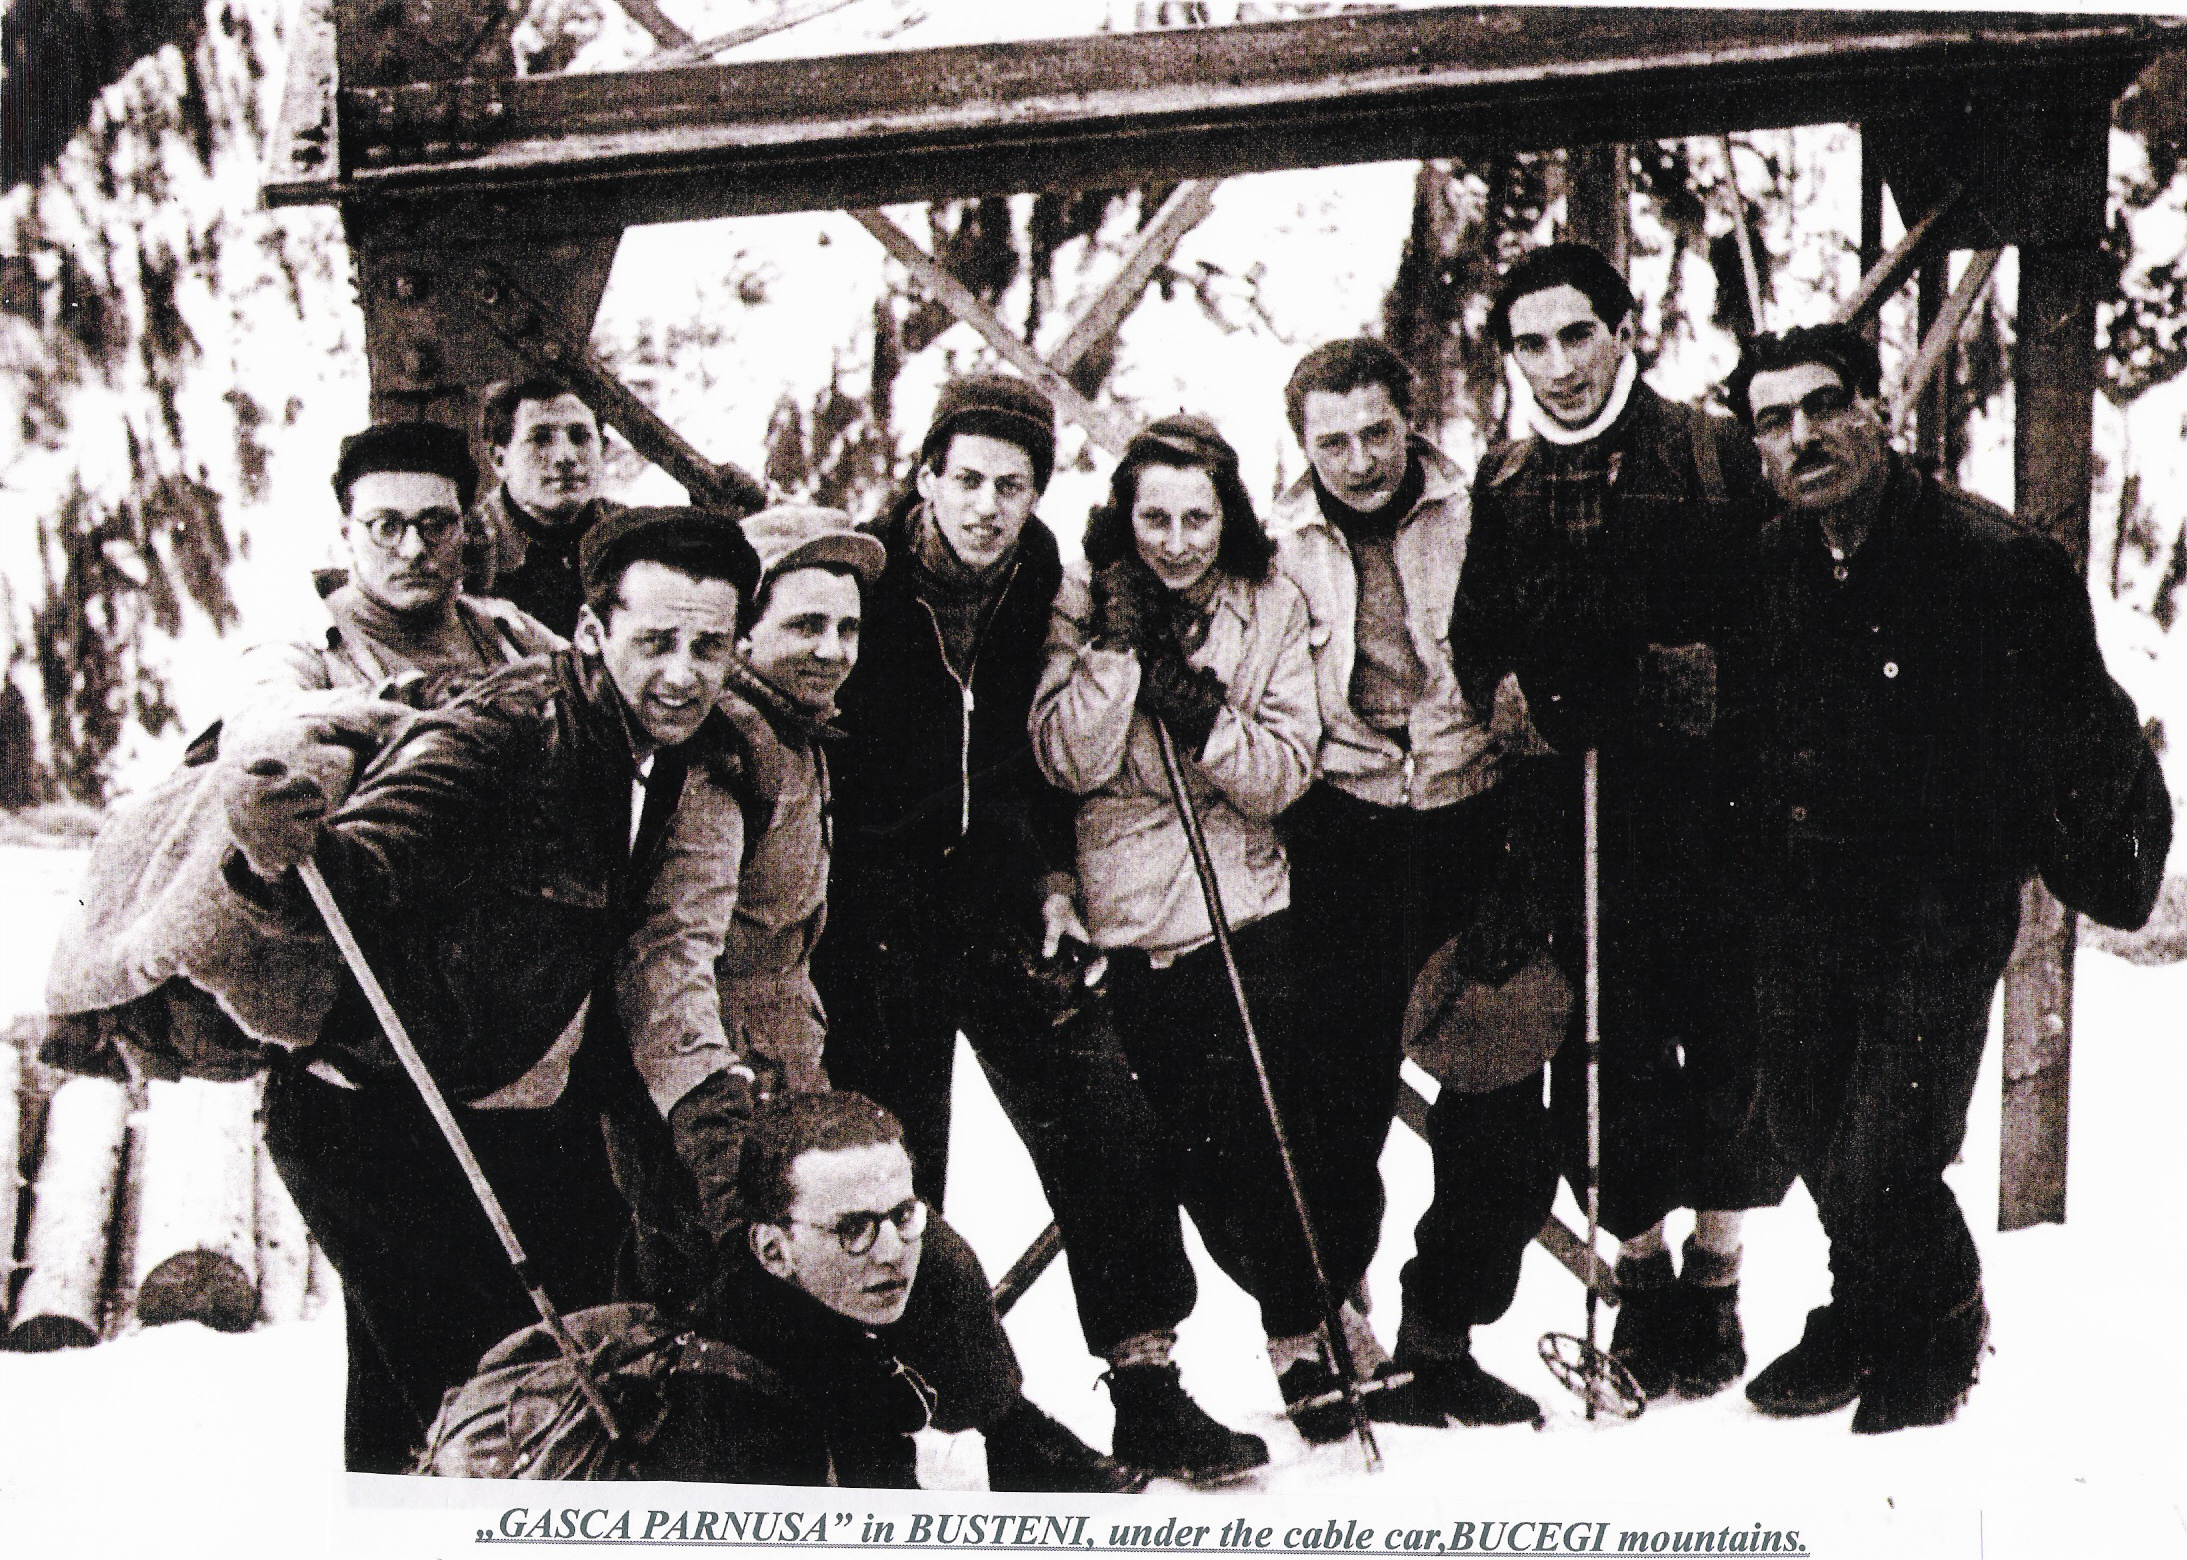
415, 1301, 790, 1480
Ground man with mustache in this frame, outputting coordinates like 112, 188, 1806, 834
470, 376, 623, 636
1448, 243, 1789, 1407
1725, 324, 2164, 1432
42, 424, 562, 1091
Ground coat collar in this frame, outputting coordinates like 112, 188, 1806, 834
1271, 436, 1463, 541
723, 654, 847, 744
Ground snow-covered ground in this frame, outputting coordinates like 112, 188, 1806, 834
1, 842, 2182, 1560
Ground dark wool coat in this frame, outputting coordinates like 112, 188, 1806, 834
1451, 379, 1767, 756
647, 1239, 929, 1489
828, 496, 1076, 938
1743, 454, 2168, 923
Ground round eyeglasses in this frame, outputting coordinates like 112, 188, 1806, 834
358, 509, 463, 551
791, 1196, 927, 1256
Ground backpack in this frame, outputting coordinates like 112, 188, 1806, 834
415, 1301, 790, 1480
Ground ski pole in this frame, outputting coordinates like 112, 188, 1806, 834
1581, 745, 1603, 1422
1150, 718, 1381, 1470
1537, 746, 1642, 1419
298, 858, 625, 1443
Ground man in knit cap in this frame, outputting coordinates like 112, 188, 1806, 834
818, 375, 1266, 1483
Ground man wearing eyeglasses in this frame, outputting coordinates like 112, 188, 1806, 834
1725, 324, 2165, 1433
645, 1091, 949, 1486
233, 422, 559, 710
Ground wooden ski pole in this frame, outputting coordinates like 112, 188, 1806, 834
1150, 719, 1381, 1469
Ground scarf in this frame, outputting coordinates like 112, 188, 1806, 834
1515, 351, 1639, 446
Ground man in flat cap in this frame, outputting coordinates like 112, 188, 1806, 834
220, 504, 763, 1471
818, 376, 1257, 1482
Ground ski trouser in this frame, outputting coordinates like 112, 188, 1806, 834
1399, 1071, 1559, 1344
1753, 867, 2021, 1357
263, 1062, 630, 1473
1101, 911, 1348, 1341
1283, 777, 1516, 1308
815, 898, 1200, 1359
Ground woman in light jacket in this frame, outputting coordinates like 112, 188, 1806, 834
1032, 414, 1368, 1438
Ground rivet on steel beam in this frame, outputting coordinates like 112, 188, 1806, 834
362, 144, 394, 164
2044, 1013, 2065, 1033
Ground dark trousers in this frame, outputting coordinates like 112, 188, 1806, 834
1402, 1072, 1558, 1342
816, 905, 1199, 1357
1284, 780, 1517, 1311
263, 1065, 630, 1473
1105, 912, 1343, 1340
1754, 876, 2020, 1356
1535, 749, 1793, 1237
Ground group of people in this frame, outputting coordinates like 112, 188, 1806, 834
72, 237, 2161, 1488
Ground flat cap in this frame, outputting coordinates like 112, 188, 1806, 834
741, 503, 885, 589
333, 422, 478, 512
577, 505, 762, 606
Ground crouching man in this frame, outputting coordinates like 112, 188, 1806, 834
1726, 325, 2168, 1432
646, 1091, 966, 1487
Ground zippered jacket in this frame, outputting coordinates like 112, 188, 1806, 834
828, 495, 1075, 937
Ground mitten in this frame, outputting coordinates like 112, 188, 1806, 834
1138, 649, 1229, 755
667, 1066, 757, 1240
1089, 558, 1170, 654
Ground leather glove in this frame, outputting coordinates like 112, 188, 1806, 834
1138, 648, 1229, 756
667, 1066, 757, 1240
1636, 641, 1718, 739
1089, 558, 1170, 654
218, 700, 399, 878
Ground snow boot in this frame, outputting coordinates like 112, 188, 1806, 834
1746, 1304, 1867, 1417
1105, 1363, 1268, 1482
1851, 1291, 1988, 1435
1674, 1240, 1746, 1398
985, 1396, 1148, 1493
1608, 1250, 1684, 1402
1394, 1349, 1543, 1428
1277, 1356, 1355, 1445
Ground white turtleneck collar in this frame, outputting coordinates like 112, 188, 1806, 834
1514, 351, 1638, 447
